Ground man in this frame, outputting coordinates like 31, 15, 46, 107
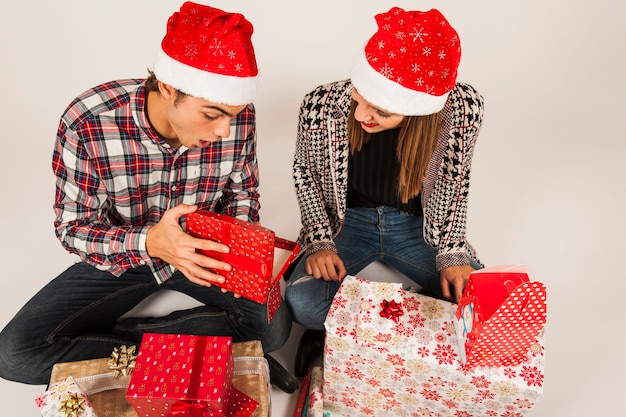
0, 2, 297, 393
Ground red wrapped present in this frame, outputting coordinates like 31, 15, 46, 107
126, 334, 240, 417
48, 341, 265, 417
454, 265, 547, 367
185, 211, 300, 321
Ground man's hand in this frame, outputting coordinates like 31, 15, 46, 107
440, 264, 475, 303
146, 204, 234, 289
305, 249, 346, 282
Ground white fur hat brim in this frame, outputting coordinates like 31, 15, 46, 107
350, 52, 449, 116
153, 50, 258, 106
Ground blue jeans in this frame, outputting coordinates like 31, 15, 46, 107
285, 207, 480, 330
0, 263, 291, 384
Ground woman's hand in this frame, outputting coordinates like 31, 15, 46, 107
305, 250, 347, 282
440, 264, 475, 303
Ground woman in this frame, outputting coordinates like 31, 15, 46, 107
285, 7, 485, 376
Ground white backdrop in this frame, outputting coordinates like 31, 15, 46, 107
1, 1, 625, 416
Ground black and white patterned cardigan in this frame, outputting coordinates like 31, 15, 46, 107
292, 79, 484, 271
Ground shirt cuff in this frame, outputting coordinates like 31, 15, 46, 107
304, 241, 338, 258
124, 226, 152, 267
435, 252, 471, 271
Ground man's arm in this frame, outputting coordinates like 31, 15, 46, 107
52, 122, 153, 276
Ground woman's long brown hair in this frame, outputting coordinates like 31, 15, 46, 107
347, 101, 441, 203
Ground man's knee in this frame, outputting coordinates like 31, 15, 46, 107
0, 329, 40, 384
260, 302, 292, 352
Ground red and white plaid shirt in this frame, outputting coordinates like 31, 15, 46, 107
52, 79, 260, 283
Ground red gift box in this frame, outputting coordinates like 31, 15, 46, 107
185, 211, 300, 320
126, 333, 249, 417
454, 264, 547, 367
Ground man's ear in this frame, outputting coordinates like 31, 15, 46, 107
157, 81, 177, 100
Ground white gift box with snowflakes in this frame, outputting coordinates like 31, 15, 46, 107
322, 275, 545, 417
35, 375, 97, 417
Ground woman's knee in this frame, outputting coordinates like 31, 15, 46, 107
285, 277, 334, 330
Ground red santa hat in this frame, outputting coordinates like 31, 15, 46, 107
153, 2, 258, 105
351, 8, 461, 116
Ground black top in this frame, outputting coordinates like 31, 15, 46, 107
347, 128, 422, 216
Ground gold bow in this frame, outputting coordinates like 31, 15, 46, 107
59, 393, 85, 417
107, 345, 137, 378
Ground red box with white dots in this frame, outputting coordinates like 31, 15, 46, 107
185, 211, 300, 320
126, 334, 258, 417
454, 265, 547, 368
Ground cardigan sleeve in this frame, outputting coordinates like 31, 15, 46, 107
422, 82, 485, 270
292, 81, 351, 256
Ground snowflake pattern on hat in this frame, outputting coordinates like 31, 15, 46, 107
351, 8, 462, 115
367, 7, 460, 95
154, 1, 258, 105
162, 2, 257, 78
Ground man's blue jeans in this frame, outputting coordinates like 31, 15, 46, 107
0, 263, 291, 384
285, 207, 480, 330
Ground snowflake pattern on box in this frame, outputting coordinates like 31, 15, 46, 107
322, 276, 544, 417
35, 376, 97, 417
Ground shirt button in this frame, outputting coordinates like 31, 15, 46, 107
171, 185, 177, 191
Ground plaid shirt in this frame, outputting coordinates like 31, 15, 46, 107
52, 79, 260, 283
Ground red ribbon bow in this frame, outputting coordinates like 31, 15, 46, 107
170, 400, 212, 417
379, 299, 404, 322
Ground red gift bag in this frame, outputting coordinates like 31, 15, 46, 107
185, 211, 300, 321
454, 264, 547, 367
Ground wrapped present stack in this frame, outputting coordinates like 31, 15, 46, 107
37, 338, 270, 417
42, 345, 138, 417
316, 275, 546, 417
